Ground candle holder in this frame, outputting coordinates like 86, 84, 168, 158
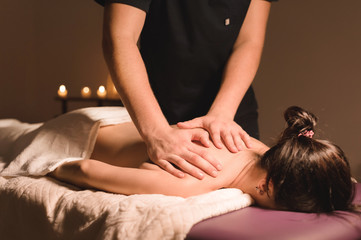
55, 84, 123, 114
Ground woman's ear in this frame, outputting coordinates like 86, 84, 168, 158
256, 178, 274, 197
255, 178, 276, 209
256, 178, 267, 195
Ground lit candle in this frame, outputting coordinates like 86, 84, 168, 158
81, 87, 91, 98
57, 85, 68, 98
97, 85, 107, 98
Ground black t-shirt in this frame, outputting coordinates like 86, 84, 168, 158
95, 0, 276, 124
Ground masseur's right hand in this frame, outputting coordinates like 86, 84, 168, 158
144, 126, 222, 180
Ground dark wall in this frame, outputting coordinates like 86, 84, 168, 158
255, 0, 361, 180
0, 0, 107, 122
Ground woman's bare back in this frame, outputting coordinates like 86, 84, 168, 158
87, 122, 269, 193
91, 122, 149, 168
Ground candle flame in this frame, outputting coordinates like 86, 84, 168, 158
59, 85, 66, 92
97, 85, 107, 98
98, 85, 105, 93
58, 84, 68, 98
83, 87, 90, 93
81, 86, 91, 98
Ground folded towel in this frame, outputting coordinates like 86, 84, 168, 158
0, 107, 131, 176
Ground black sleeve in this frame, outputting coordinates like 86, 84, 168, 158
94, 0, 152, 12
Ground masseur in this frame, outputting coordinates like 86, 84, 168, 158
95, 0, 277, 179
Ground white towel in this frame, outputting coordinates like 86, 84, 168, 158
0, 107, 131, 176
0, 176, 253, 240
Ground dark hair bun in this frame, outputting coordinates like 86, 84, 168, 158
281, 106, 318, 139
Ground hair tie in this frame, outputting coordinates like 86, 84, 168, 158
298, 130, 314, 138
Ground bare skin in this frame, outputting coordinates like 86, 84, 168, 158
50, 122, 275, 208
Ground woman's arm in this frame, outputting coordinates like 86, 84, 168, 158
50, 159, 218, 198
49, 135, 268, 197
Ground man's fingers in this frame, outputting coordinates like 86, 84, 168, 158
240, 130, 253, 149
177, 118, 202, 129
233, 133, 246, 151
160, 154, 207, 180
221, 131, 238, 153
167, 154, 206, 180
188, 145, 222, 173
158, 159, 185, 178
178, 158, 206, 180
209, 130, 223, 149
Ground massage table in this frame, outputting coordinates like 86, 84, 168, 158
187, 183, 361, 240
1, 177, 360, 240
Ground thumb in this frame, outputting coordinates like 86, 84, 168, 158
177, 118, 203, 129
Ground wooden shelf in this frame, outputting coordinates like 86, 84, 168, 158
55, 96, 123, 114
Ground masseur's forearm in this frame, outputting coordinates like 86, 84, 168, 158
208, 41, 264, 119
208, 0, 271, 119
102, 4, 169, 141
103, 39, 169, 138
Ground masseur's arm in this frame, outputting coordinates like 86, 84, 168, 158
102, 3, 221, 180
178, 0, 272, 152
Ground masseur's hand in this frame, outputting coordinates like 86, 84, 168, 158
144, 127, 222, 180
177, 115, 252, 153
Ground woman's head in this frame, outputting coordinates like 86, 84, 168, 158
260, 106, 355, 213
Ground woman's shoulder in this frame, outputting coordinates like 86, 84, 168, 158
249, 137, 269, 155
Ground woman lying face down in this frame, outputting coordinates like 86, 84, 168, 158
49, 106, 355, 213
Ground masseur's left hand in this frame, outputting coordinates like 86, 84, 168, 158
177, 115, 252, 153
